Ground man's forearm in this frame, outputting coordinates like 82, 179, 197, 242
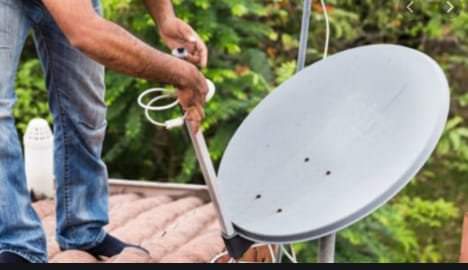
71, 16, 193, 87
143, 0, 175, 26
40, 0, 200, 88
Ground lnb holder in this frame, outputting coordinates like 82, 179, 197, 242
222, 233, 255, 260
172, 47, 189, 59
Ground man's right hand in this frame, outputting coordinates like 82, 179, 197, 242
175, 63, 209, 133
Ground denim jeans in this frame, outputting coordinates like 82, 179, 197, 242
0, 0, 108, 263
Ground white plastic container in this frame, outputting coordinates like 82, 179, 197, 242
23, 118, 55, 199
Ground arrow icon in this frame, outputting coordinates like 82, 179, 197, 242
446, 1, 454, 13
406, 1, 414, 13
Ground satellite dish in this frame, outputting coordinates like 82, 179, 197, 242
217, 44, 449, 244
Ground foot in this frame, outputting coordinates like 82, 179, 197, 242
0, 252, 31, 263
85, 234, 149, 258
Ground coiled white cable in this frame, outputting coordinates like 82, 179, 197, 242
137, 47, 215, 129
137, 79, 215, 129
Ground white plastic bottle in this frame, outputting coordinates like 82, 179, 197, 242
23, 118, 55, 199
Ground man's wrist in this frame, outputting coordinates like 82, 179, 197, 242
169, 58, 197, 89
143, 0, 176, 29
157, 13, 176, 29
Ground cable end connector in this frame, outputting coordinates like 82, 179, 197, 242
165, 117, 185, 130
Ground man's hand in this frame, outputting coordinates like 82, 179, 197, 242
159, 17, 208, 68
175, 66, 209, 133
143, 0, 209, 131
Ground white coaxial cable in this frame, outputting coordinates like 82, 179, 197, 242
321, 0, 330, 59
137, 80, 215, 129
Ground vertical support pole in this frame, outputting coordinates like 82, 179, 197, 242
275, 245, 283, 263
318, 234, 336, 263
297, 0, 313, 72
297, 0, 336, 263
186, 125, 235, 237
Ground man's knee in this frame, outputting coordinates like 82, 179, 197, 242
0, 98, 15, 120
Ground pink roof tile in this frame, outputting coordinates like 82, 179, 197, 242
51, 250, 99, 263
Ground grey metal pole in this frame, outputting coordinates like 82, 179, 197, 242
297, 0, 312, 72
297, 0, 336, 263
275, 245, 283, 263
173, 51, 236, 238
186, 126, 236, 237
318, 233, 336, 263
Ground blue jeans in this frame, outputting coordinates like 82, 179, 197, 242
0, 0, 108, 263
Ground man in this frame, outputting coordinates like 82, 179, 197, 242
0, 0, 209, 263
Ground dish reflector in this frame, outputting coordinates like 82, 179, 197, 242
217, 44, 449, 243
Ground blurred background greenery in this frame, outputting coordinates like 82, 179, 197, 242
14, 0, 467, 263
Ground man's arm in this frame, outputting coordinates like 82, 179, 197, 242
41, 0, 203, 91
41, 0, 207, 131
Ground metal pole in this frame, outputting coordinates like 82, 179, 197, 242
186, 123, 236, 237
297, 0, 337, 263
297, 0, 312, 72
173, 50, 236, 238
318, 233, 336, 263
275, 245, 283, 263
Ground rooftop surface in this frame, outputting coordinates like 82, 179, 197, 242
32, 180, 272, 263
460, 213, 468, 263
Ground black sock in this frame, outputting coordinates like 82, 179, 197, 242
0, 252, 31, 263
85, 234, 149, 258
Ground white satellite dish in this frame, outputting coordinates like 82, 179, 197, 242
216, 44, 449, 251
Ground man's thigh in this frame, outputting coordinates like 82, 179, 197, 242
32, 0, 106, 132
32, 0, 106, 159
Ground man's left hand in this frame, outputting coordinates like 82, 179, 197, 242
159, 17, 208, 68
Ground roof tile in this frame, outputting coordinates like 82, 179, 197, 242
109, 247, 152, 263
51, 250, 99, 263
106, 196, 172, 231
111, 197, 204, 244
109, 193, 141, 210
160, 224, 225, 263
142, 203, 217, 261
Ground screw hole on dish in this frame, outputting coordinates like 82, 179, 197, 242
255, 194, 262, 200
304, 157, 310, 162
276, 208, 283, 213
326, 170, 332, 176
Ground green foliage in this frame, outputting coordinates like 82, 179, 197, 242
13, 0, 468, 263
338, 197, 458, 262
